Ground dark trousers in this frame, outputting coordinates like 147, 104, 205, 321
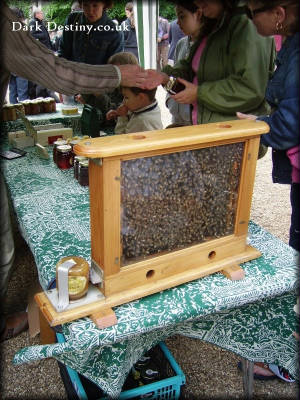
289, 183, 300, 251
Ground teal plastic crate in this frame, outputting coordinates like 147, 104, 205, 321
56, 333, 185, 400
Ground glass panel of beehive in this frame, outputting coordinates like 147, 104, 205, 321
120, 142, 244, 266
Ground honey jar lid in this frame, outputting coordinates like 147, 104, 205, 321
79, 159, 89, 167
57, 144, 72, 153
54, 139, 67, 146
74, 155, 87, 161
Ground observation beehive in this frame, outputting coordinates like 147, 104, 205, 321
73, 119, 268, 306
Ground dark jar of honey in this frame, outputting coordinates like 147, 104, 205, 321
56, 256, 89, 301
53, 139, 67, 164
163, 76, 185, 95
74, 156, 87, 180
56, 144, 72, 169
21, 100, 31, 115
30, 100, 41, 115
78, 159, 89, 186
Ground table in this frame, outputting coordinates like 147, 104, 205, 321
1, 103, 83, 136
1, 145, 298, 398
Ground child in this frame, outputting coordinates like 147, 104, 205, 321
106, 86, 163, 134
77, 52, 139, 128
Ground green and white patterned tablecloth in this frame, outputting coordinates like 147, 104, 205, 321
1, 103, 83, 136
1, 146, 299, 398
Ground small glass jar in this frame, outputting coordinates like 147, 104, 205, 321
30, 100, 40, 115
49, 98, 56, 112
78, 159, 89, 186
57, 144, 72, 170
53, 139, 67, 164
43, 99, 53, 113
70, 139, 80, 150
73, 156, 87, 180
21, 100, 31, 115
163, 76, 185, 95
70, 139, 80, 165
13, 103, 25, 117
1, 105, 9, 121
6, 105, 17, 121
56, 256, 89, 301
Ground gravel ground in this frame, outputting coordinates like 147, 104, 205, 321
1, 87, 298, 399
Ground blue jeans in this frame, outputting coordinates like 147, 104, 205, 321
9, 75, 29, 103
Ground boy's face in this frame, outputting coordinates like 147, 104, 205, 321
82, 1, 105, 23
122, 87, 144, 112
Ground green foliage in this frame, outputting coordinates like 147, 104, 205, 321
159, 0, 176, 21
43, 1, 72, 26
7, 0, 31, 19
107, 0, 127, 23
8, 0, 176, 26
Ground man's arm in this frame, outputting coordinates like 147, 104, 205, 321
1, 4, 159, 105
1, 6, 121, 99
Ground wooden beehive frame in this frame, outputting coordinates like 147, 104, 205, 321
36, 120, 269, 327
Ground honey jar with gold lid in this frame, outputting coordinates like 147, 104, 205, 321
56, 256, 89, 301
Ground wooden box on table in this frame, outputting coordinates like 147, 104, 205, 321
36, 119, 269, 329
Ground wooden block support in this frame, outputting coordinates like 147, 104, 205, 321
39, 309, 56, 344
90, 308, 117, 329
221, 264, 245, 280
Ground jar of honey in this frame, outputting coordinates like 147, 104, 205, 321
6, 105, 17, 121
56, 144, 72, 169
21, 100, 31, 115
56, 256, 89, 301
78, 159, 89, 186
48, 98, 56, 112
1, 105, 10, 121
163, 76, 186, 95
13, 103, 25, 117
30, 100, 40, 115
74, 156, 87, 180
43, 99, 53, 113
53, 139, 67, 164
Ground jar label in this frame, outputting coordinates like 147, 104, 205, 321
68, 276, 87, 295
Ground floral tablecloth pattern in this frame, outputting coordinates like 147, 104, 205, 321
1, 146, 298, 398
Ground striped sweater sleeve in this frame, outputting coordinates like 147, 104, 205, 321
0, 4, 121, 99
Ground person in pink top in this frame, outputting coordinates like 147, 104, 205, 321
158, 0, 275, 125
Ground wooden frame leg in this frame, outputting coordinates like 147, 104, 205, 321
241, 358, 254, 399
39, 310, 55, 344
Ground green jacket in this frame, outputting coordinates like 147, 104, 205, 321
163, 9, 276, 124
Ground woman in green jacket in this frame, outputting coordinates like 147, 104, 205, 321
160, 0, 276, 125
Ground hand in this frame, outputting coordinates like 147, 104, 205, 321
144, 69, 169, 89
116, 104, 128, 117
118, 64, 148, 88
236, 112, 257, 120
75, 94, 85, 104
106, 110, 118, 120
171, 78, 198, 104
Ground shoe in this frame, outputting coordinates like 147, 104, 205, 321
0, 311, 28, 342
238, 361, 277, 381
268, 364, 295, 383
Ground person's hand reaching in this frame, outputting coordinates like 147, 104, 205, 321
106, 104, 128, 120
171, 78, 198, 104
118, 65, 148, 88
